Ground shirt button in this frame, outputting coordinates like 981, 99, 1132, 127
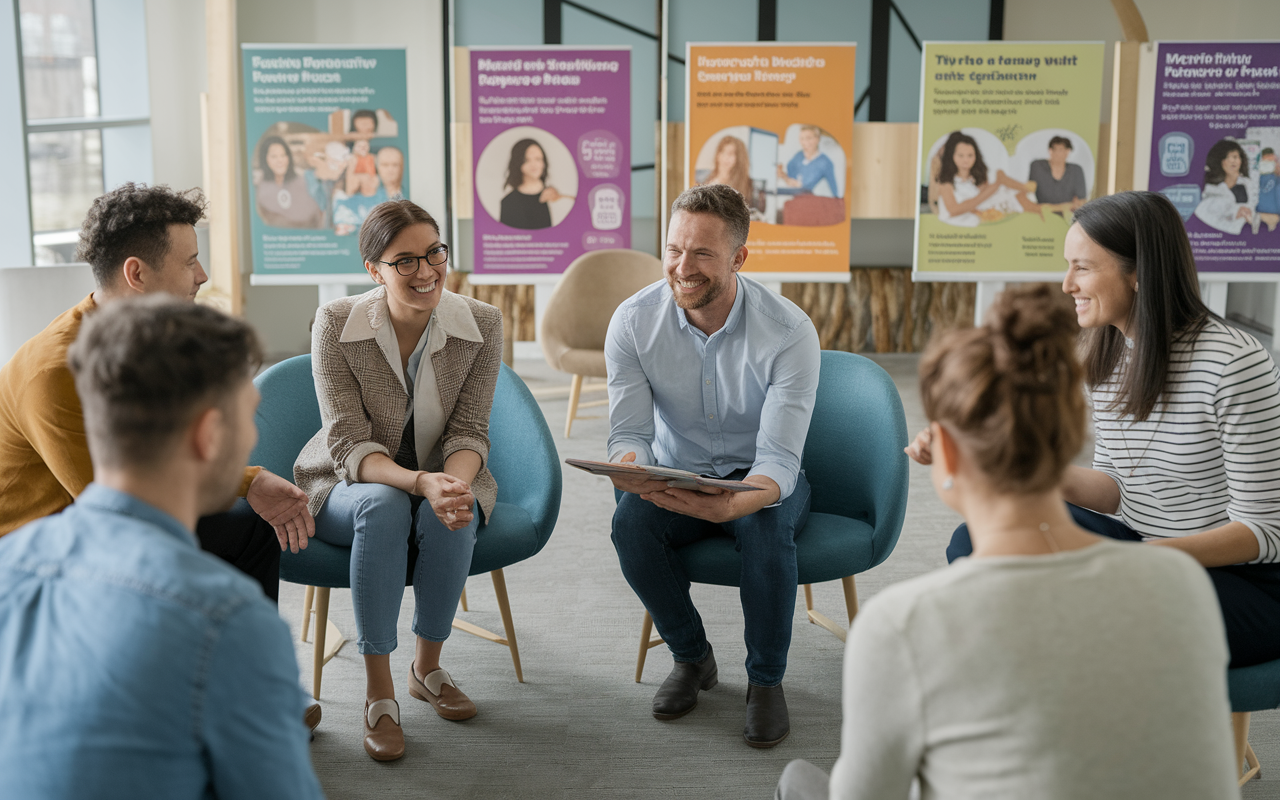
714, 458, 723, 464
708, 414, 714, 419
705, 379, 711, 384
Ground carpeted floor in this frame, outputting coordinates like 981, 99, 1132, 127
282, 354, 1280, 799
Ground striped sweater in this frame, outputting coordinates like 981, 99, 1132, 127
1090, 318, 1280, 563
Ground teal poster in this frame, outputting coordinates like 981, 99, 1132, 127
242, 45, 408, 275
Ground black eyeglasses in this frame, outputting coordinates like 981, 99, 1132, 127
378, 244, 449, 275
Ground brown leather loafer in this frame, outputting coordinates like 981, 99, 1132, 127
304, 702, 322, 733
409, 666, 477, 721
363, 699, 405, 762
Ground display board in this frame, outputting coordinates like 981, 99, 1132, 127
1146, 41, 1280, 277
685, 42, 855, 280
913, 41, 1105, 281
242, 45, 409, 277
468, 46, 630, 279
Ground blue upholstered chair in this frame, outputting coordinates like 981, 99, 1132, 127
251, 355, 561, 699
1228, 659, 1280, 785
634, 350, 909, 680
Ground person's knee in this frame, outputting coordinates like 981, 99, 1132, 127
776, 759, 829, 800
351, 484, 412, 531
945, 523, 972, 563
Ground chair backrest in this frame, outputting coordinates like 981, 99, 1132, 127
251, 355, 561, 551
540, 249, 663, 362
487, 362, 563, 550
251, 355, 321, 480
802, 350, 909, 570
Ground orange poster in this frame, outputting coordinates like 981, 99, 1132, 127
685, 43, 855, 276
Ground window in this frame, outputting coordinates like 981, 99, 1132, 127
13, 0, 152, 265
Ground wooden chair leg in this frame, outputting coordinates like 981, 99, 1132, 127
1234, 711, 1261, 785
803, 584, 814, 612
842, 574, 859, 624
459, 585, 469, 612
635, 610, 665, 682
312, 587, 330, 700
490, 569, 523, 683
301, 585, 315, 642
565, 374, 584, 438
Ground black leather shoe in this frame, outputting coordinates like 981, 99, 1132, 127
652, 645, 718, 720
744, 683, 789, 748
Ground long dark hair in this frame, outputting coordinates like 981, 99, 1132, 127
937, 131, 988, 187
1074, 191, 1213, 421
505, 139, 547, 191
1204, 139, 1249, 185
258, 136, 296, 182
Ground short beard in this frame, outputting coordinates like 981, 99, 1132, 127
669, 274, 724, 310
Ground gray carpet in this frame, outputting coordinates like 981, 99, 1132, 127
282, 354, 1280, 799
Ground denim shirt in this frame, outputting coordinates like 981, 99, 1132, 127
605, 274, 820, 501
0, 484, 323, 800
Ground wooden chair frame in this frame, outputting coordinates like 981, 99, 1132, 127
564, 374, 609, 438
1233, 711, 1262, 786
634, 576, 858, 682
298, 568, 524, 700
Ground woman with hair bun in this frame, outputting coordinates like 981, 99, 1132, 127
940, 191, 1280, 672
778, 285, 1238, 800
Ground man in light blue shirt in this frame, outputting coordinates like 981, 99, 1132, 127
606, 184, 820, 748
778, 125, 840, 196
0, 297, 324, 800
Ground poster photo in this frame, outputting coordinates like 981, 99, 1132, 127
469, 46, 631, 277
1146, 41, 1280, 275
686, 43, 855, 277
242, 45, 409, 276
914, 42, 1105, 281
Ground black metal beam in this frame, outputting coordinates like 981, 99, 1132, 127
869, 0, 890, 121
854, 86, 871, 115
544, 0, 562, 44
988, 0, 1005, 40
758, 0, 777, 41
888, 1, 921, 51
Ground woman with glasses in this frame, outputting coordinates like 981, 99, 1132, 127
294, 199, 502, 763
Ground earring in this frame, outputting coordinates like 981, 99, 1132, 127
942, 476, 954, 491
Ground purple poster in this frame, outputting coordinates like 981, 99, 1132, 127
470, 47, 631, 277
1149, 42, 1280, 273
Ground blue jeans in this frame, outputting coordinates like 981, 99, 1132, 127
314, 481, 478, 655
947, 503, 1280, 668
611, 472, 812, 686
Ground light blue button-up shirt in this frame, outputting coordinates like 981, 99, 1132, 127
605, 274, 820, 501
0, 484, 324, 800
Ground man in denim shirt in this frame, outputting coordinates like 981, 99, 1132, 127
606, 184, 820, 748
0, 298, 323, 799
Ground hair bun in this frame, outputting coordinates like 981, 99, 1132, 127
985, 285, 1079, 392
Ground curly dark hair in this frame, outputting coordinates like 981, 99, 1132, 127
937, 131, 989, 188
1204, 139, 1249, 186
76, 183, 207, 289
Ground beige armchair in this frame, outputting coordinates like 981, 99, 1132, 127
540, 249, 663, 437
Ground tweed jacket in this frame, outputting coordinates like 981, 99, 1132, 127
294, 286, 502, 519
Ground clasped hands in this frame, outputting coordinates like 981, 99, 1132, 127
414, 471, 475, 531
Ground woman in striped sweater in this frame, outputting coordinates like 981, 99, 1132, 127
919, 190, 1280, 668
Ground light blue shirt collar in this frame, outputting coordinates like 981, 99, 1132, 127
675, 274, 746, 339
75, 483, 196, 546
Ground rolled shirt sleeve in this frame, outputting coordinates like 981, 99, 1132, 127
748, 320, 820, 501
605, 303, 657, 466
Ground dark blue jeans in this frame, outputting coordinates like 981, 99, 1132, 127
947, 503, 1280, 668
611, 472, 811, 687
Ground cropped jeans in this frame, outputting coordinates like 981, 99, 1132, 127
611, 471, 811, 687
314, 481, 478, 655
